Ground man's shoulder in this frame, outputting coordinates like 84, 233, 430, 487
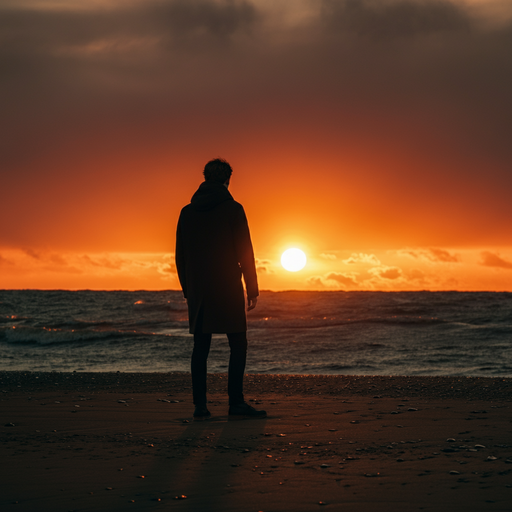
229, 199, 244, 210
178, 199, 243, 216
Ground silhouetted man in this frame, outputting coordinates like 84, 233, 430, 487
175, 158, 266, 420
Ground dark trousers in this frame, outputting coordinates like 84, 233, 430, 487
191, 332, 247, 406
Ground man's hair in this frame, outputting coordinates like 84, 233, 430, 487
203, 158, 233, 184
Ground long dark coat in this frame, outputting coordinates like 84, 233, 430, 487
175, 181, 259, 334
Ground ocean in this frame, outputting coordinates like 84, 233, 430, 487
0, 290, 511, 377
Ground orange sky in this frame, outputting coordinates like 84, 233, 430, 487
1, 0, 512, 291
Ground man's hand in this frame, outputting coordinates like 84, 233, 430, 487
247, 297, 258, 311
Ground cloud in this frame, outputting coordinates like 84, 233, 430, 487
326, 272, 359, 285
22, 248, 42, 260
0, 253, 14, 265
146, 0, 259, 39
255, 258, 274, 274
368, 265, 402, 280
155, 254, 177, 277
81, 254, 129, 270
322, 0, 471, 39
343, 253, 381, 265
480, 251, 512, 269
307, 271, 359, 288
0, 248, 181, 287
320, 253, 337, 260
306, 276, 326, 288
426, 248, 460, 262
399, 248, 459, 262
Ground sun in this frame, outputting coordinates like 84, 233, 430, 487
281, 248, 307, 272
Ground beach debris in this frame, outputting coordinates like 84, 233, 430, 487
320, 464, 331, 468
277, 433, 286, 437
396, 458, 404, 462
449, 471, 460, 475
486, 456, 498, 461
137, 475, 145, 479
364, 473, 380, 477
474, 444, 486, 449
105, 487, 113, 491
183, 420, 189, 423
446, 438, 456, 442
118, 400, 127, 403
173, 495, 187, 500
505, 459, 512, 464
350, 420, 360, 424
319, 501, 327, 505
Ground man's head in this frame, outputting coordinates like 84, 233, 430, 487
203, 158, 233, 185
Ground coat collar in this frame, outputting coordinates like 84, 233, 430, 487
190, 180, 233, 211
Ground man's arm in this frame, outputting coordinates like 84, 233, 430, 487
233, 205, 259, 302
247, 297, 258, 311
175, 215, 188, 298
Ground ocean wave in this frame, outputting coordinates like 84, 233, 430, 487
133, 299, 187, 312
249, 316, 445, 329
0, 325, 137, 346
0, 315, 28, 324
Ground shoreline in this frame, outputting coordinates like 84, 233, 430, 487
2, 372, 512, 511
1, 371, 512, 401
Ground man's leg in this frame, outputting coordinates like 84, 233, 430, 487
227, 331, 248, 405
227, 332, 266, 418
191, 332, 212, 406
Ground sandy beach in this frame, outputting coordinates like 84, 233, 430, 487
1, 372, 511, 511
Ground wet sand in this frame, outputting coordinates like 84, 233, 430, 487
1, 372, 512, 511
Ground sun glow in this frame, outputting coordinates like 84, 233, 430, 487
281, 248, 307, 272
